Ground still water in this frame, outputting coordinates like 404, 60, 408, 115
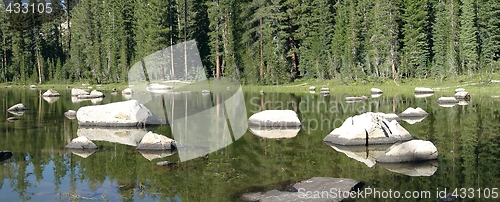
0, 87, 499, 201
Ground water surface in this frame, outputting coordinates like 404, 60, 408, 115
0, 87, 499, 201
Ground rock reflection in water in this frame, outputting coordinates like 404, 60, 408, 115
326, 143, 392, 167
77, 127, 148, 146
43, 96, 59, 103
249, 126, 300, 139
138, 150, 177, 161
71, 96, 103, 104
67, 149, 96, 158
378, 160, 438, 176
401, 116, 427, 124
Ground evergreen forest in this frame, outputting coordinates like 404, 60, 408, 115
0, 0, 499, 85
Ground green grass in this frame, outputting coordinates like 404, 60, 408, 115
243, 73, 500, 96
2, 73, 500, 96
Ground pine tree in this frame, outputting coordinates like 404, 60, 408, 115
293, 0, 335, 79
365, 0, 400, 79
401, 0, 431, 78
332, 0, 365, 81
431, 0, 459, 78
478, 0, 500, 72
459, 0, 479, 75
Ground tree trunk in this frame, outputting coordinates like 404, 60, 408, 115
215, 1, 221, 79
184, 0, 188, 80
170, 0, 174, 79
289, 36, 297, 78
259, 18, 263, 79
2, 36, 6, 81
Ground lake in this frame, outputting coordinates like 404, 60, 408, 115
0, 87, 499, 201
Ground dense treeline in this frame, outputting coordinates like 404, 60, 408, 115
0, 0, 499, 84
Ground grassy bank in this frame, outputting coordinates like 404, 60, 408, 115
2, 73, 500, 96
243, 73, 500, 96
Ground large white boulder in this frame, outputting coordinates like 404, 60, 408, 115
76, 100, 163, 127
248, 110, 301, 128
65, 136, 98, 150
323, 112, 413, 146
398, 107, 428, 117
136, 131, 176, 150
376, 140, 438, 163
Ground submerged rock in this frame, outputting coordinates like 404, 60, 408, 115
0, 151, 13, 161
415, 93, 434, 98
146, 84, 173, 94
371, 88, 383, 94
241, 177, 363, 202
376, 140, 438, 163
248, 110, 301, 128
398, 107, 428, 117
319, 88, 330, 94
122, 88, 133, 95
156, 161, 177, 167
64, 110, 77, 119
136, 131, 176, 150
42, 89, 61, 97
71, 88, 89, 96
7, 103, 28, 112
438, 97, 459, 104
323, 112, 413, 146
65, 136, 98, 150
202, 90, 211, 94
415, 87, 434, 94
76, 100, 163, 127
345, 96, 368, 102
454, 91, 470, 100
77, 90, 104, 99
